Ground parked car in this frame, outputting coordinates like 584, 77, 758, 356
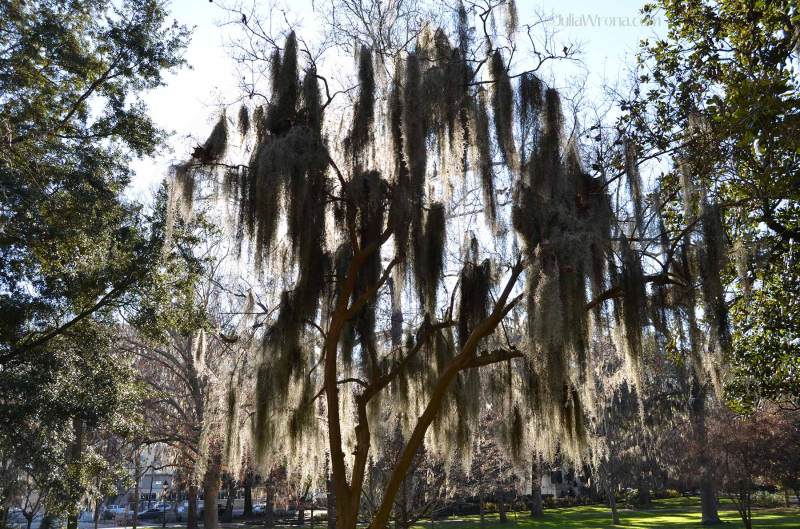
103, 505, 134, 520
180, 500, 206, 512
137, 508, 168, 520
6, 508, 25, 524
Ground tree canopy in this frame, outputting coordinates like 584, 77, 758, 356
4, 1, 800, 528
623, 0, 800, 409
0, 0, 191, 520
174, 2, 721, 528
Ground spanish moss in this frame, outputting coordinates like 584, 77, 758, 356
345, 46, 375, 161
413, 202, 447, 315
490, 50, 516, 169
238, 104, 250, 137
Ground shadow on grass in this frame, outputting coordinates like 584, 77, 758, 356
410, 498, 800, 529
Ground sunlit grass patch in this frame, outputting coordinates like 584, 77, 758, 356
408, 498, 800, 529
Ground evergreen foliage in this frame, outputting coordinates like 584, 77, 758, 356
0, 0, 190, 519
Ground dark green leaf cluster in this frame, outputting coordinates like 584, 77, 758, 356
0, 0, 190, 517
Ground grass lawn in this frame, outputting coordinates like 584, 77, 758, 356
129, 499, 799, 529
411, 498, 800, 529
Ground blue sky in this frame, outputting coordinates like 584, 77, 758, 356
129, 0, 664, 199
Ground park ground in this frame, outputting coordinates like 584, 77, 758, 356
110, 498, 800, 529
408, 498, 800, 529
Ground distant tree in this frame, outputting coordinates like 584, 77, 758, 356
589, 340, 640, 526
14, 472, 46, 529
465, 414, 520, 526
707, 407, 792, 529
124, 236, 254, 529
762, 408, 800, 506
364, 422, 448, 529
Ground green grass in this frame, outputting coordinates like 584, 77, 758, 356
131, 499, 800, 529
412, 498, 800, 529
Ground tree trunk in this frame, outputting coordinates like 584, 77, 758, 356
530, 458, 544, 518
94, 500, 102, 529
395, 474, 409, 529
699, 477, 720, 525
735, 488, 753, 529
66, 418, 84, 529
638, 481, 650, 506
203, 457, 221, 529
243, 472, 253, 517
365, 283, 524, 529
326, 475, 335, 529
223, 476, 235, 523
606, 486, 620, 526
784, 489, 790, 508
187, 483, 199, 529
132, 458, 141, 529
692, 382, 721, 525
478, 490, 485, 529
333, 265, 526, 529
498, 498, 507, 523
264, 486, 275, 529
